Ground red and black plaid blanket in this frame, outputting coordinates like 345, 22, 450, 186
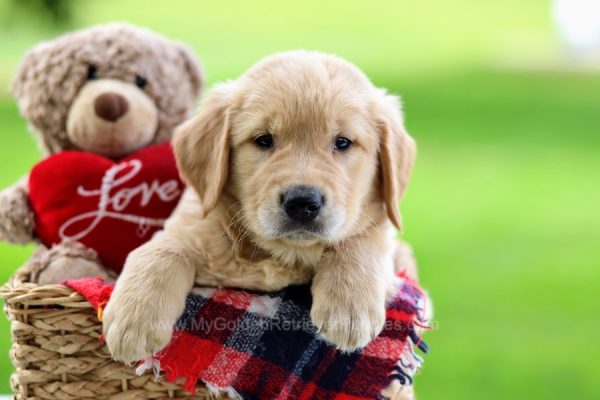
66, 273, 428, 399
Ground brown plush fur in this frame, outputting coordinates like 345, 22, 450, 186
0, 177, 34, 245
104, 51, 417, 365
11, 23, 202, 155
0, 23, 202, 283
26, 240, 116, 285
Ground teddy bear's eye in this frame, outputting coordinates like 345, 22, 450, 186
87, 65, 98, 80
135, 75, 148, 89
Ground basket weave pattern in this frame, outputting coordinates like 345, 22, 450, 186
1, 265, 213, 400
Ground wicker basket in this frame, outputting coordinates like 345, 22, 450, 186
1, 259, 418, 400
1, 264, 216, 400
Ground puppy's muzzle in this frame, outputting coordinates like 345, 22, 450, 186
281, 186, 323, 222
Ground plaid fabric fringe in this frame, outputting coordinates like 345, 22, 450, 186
66, 273, 429, 400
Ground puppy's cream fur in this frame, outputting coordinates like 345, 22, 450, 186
103, 51, 416, 363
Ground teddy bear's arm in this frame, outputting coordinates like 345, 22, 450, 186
0, 177, 36, 244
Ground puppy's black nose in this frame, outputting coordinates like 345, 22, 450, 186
282, 186, 323, 222
94, 92, 129, 122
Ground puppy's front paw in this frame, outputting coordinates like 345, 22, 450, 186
102, 293, 174, 363
310, 296, 385, 352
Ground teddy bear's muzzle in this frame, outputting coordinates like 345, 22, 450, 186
66, 78, 159, 158
94, 92, 129, 122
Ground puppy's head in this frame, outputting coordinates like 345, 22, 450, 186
174, 51, 415, 247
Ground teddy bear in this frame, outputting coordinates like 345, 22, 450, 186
0, 23, 202, 284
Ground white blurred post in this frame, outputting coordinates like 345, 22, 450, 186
553, 0, 600, 61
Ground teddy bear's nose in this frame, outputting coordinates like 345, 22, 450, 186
94, 92, 129, 122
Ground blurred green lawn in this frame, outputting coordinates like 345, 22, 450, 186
1, 1, 599, 398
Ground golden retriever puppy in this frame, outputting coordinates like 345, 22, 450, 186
103, 50, 416, 363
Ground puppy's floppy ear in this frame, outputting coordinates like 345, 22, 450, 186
173, 83, 236, 216
375, 93, 416, 230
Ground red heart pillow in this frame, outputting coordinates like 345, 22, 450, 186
29, 142, 185, 272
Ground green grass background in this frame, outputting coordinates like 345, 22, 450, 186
1, 0, 599, 398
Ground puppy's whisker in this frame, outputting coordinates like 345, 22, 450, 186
226, 209, 245, 232
249, 240, 261, 260
229, 212, 260, 250
359, 208, 377, 230
225, 200, 243, 220
225, 204, 252, 234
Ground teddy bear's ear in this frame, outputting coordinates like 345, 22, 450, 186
10, 66, 24, 101
10, 46, 37, 114
177, 44, 204, 98
10, 42, 74, 155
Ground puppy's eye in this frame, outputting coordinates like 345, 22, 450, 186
87, 65, 98, 80
334, 136, 353, 151
254, 133, 274, 149
135, 75, 148, 89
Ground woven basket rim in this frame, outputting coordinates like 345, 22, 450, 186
0, 261, 230, 399
1, 261, 89, 309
